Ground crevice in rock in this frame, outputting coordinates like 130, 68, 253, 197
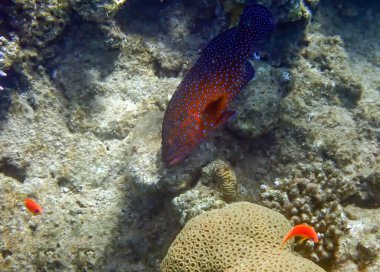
0, 157, 26, 183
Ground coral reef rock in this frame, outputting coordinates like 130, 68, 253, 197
0, 36, 20, 71
70, 0, 127, 22
229, 62, 290, 138
257, 0, 316, 22
125, 112, 164, 190
161, 202, 325, 272
1, 0, 71, 48
0, 0, 379, 271
171, 159, 240, 225
332, 205, 380, 272
172, 189, 226, 226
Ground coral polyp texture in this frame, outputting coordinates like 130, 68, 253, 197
260, 161, 348, 264
161, 202, 325, 272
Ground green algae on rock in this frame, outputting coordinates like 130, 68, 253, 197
3, 0, 71, 48
0, 36, 20, 71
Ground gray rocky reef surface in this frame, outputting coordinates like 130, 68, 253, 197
0, 0, 379, 271
333, 205, 380, 272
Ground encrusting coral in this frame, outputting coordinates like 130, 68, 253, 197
214, 160, 237, 203
161, 202, 325, 272
172, 159, 239, 224
171, 159, 237, 225
202, 159, 238, 203
1, 0, 71, 48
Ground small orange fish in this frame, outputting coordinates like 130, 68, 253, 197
281, 224, 318, 249
25, 198, 43, 215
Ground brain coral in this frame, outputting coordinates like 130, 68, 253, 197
161, 202, 325, 272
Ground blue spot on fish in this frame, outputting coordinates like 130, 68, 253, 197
162, 4, 274, 166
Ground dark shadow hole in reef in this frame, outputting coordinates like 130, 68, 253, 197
267, 18, 308, 68
0, 67, 32, 122
44, 19, 120, 101
342, 186, 380, 209
56, 176, 83, 194
0, 157, 26, 183
318, 0, 380, 57
1, 249, 13, 258
0, 88, 12, 122
0, 1, 19, 39
33, 258, 65, 272
343, 196, 380, 209
41, 19, 121, 138
116, 0, 218, 40
116, 0, 169, 37
98, 185, 181, 271
115, 0, 222, 64
152, 58, 183, 79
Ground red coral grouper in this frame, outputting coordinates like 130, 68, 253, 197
162, 4, 274, 166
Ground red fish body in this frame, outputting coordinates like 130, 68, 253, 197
162, 4, 274, 166
25, 198, 43, 215
281, 224, 319, 249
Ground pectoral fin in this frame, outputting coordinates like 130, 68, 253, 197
298, 236, 310, 244
213, 110, 237, 128
202, 95, 236, 130
243, 61, 255, 83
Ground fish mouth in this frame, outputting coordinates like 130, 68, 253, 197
167, 155, 187, 166
164, 146, 192, 167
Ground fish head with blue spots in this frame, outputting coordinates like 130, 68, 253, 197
162, 4, 274, 167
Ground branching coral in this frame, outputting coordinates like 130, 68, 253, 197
260, 161, 349, 264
